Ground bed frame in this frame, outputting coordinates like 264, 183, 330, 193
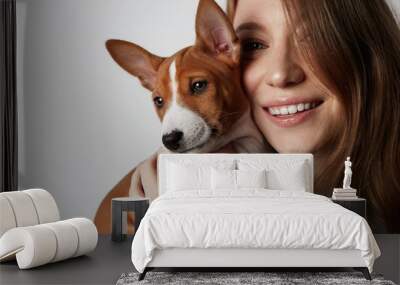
138, 154, 372, 281
140, 248, 371, 280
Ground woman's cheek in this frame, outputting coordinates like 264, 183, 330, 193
242, 61, 262, 103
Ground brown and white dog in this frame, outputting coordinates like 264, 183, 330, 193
95, 0, 267, 233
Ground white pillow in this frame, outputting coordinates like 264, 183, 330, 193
166, 162, 211, 191
236, 169, 267, 188
266, 164, 307, 191
166, 158, 236, 170
237, 159, 309, 191
211, 169, 268, 190
211, 168, 236, 190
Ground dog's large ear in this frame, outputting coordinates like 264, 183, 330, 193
106, 40, 164, 91
195, 0, 240, 66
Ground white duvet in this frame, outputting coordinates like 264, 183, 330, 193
131, 189, 380, 273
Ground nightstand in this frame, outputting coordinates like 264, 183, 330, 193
111, 197, 150, 242
331, 197, 366, 218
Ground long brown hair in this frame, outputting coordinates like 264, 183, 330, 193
228, 0, 400, 233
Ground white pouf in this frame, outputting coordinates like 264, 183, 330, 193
24, 188, 60, 223
0, 196, 17, 237
0, 189, 98, 269
0, 218, 98, 269
0, 189, 60, 236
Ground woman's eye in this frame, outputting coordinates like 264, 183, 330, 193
190, 80, 208, 94
241, 40, 266, 52
153, 96, 164, 108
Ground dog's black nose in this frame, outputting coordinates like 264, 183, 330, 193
162, 130, 183, 151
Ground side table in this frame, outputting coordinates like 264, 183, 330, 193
331, 197, 366, 219
112, 197, 150, 242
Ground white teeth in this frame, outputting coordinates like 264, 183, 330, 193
279, 106, 289, 115
268, 101, 319, 116
288, 105, 297, 114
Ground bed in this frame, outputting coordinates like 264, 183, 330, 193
131, 154, 380, 281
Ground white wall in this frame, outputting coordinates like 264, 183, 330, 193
16, 0, 226, 220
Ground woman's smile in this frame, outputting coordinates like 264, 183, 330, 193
262, 100, 324, 128
260, 94, 324, 128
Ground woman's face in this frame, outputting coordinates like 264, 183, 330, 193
233, 0, 345, 153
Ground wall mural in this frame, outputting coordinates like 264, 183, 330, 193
94, 0, 400, 234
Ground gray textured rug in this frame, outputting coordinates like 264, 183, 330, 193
116, 271, 396, 285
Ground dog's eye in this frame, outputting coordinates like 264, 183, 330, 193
153, 96, 164, 108
190, 80, 208, 94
